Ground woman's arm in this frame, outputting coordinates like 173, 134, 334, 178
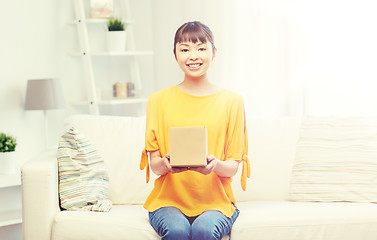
191, 155, 239, 178
150, 150, 239, 177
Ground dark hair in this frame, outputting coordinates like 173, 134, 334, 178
173, 21, 215, 56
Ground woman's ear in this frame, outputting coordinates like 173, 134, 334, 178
212, 47, 217, 60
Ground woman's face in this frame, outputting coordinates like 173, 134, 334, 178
175, 41, 216, 80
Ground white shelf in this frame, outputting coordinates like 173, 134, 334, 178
70, 51, 153, 57
68, 19, 136, 25
0, 210, 22, 227
73, 97, 148, 106
0, 173, 21, 188
92, 51, 153, 56
70, 0, 152, 115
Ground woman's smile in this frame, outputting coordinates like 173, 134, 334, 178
187, 63, 203, 70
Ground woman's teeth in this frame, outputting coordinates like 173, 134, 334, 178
188, 63, 201, 69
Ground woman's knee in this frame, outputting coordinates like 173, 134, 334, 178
191, 221, 221, 240
191, 209, 236, 240
149, 207, 190, 240
162, 224, 190, 240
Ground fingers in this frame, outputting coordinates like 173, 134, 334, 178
191, 163, 214, 175
171, 167, 189, 174
207, 154, 216, 163
163, 154, 217, 175
164, 153, 170, 161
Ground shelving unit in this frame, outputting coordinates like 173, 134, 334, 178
0, 174, 21, 189
70, 51, 153, 57
73, 97, 148, 106
70, 0, 153, 115
0, 173, 22, 227
0, 210, 22, 227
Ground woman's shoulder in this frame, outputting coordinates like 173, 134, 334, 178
219, 88, 244, 102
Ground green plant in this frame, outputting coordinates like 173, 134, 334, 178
0, 133, 17, 152
107, 18, 125, 31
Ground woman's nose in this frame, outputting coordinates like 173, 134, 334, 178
189, 50, 198, 60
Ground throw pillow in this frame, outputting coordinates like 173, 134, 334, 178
289, 116, 377, 203
57, 127, 112, 211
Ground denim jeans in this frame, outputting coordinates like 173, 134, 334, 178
149, 206, 239, 240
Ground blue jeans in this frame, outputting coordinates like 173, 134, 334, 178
149, 206, 239, 240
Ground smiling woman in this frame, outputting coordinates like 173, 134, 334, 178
139, 21, 249, 240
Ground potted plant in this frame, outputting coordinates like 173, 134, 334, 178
106, 18, 126, 52
0, 132, 17, 174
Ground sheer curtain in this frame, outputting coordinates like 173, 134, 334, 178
226, 0, 377, 117
179, 0, 377, 117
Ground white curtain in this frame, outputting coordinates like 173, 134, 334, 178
229, 0, 377, 117
177, 0, 377, 117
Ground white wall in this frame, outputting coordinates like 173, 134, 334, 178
1, 0, 155, 165
0, 1, 61, 239
0, 0, 64, 166
0, 0, 153, 239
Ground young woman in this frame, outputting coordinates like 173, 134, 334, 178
140, 21, 250, 240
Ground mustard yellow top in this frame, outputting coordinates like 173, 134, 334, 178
140, 86, 250, 218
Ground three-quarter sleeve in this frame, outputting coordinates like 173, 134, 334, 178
140, 94, 160, 183
225, 96, 251, 191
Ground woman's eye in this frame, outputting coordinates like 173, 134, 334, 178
199, 48, 207, 51
181, 49, 189, 52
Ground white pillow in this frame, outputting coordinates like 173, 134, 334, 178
57, 127, 112, 211
289, 116, 377, 203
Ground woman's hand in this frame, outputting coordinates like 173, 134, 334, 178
164, 153, 189, 174
151, 151, 239, 177
190, 155, 218, 175
191, 155, 239, 177
150, 151, 188, 175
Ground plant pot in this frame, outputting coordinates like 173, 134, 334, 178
106, 31, 126, 52
0, 151, 17, 175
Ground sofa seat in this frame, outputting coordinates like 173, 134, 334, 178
51, 201, 377, 240
52, 205, 158, 240
232, 201, 377, 240
52, 204, 230, 240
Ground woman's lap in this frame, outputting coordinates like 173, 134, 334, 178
149, 206, 239, 240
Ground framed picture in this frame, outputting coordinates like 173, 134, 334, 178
91, 0, 113, 19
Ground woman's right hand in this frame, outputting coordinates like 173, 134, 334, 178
163, 153, 189, 174
150, 151, 188, 175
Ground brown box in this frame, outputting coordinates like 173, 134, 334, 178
169, 126, 208, 167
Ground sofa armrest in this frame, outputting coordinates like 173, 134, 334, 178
22, 150, 60, 240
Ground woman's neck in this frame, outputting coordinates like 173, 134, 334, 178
177, 75, 222, 97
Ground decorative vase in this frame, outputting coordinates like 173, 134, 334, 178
0, 151, 16, 175
106, 31, 126, 52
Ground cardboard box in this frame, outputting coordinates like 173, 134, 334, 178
169, 126, 208, 167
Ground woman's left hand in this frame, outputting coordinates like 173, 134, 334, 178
190, 155, 218, 175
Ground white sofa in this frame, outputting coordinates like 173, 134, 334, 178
22, 114, 377, 240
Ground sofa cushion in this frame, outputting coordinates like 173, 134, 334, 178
57, 127, 112, 211
51, 205, 229, 240
232, 116, 301, 202
231, 201, 377, 240
289, 116, 377, 203
52, 205, 158, 240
